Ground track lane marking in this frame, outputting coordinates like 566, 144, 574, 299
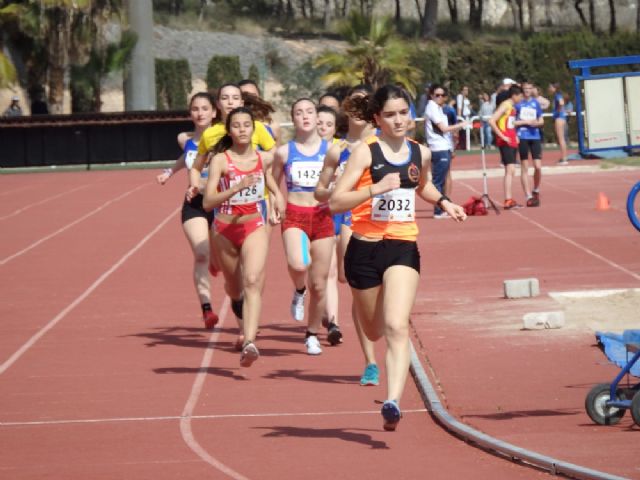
458, 180, 640, 281
0, 409, 429, 428
0, 184, 91, 221
0, 206, 180, 375
0, 183, 148, 266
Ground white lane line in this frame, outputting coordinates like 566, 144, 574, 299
0, 184, 91, 221
0, 185, 35, 197
0, 206, 180, 375
512, 211, 640, 281
0, 409, 429, 428
179, 297, 251, 480
0, 183, 148, 266
458, 180, 640, 281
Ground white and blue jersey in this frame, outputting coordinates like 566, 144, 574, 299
284, 139, 329, 193
516, 98, 542, 140
185, 138, 208, 178
333, 144, 353, 235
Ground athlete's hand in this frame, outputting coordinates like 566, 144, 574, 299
185, 185, 199, 202
442, 201, 467, 222
156, 172, 170, 185
373, 172, 401, 196
237, 173, 260, 191
270, 194, 286, 225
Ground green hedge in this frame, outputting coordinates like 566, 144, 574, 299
412, 30, 640, 101
206, 55, 242, 89
155, 58, 192, 110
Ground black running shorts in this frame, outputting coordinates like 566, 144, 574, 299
344, 237, 420, 290
181, 193, 215, 227
518, 139, 542, 161
499, 145, 518, 165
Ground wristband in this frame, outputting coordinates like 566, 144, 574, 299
436, 194, 451, 208
163, 168, 173, 177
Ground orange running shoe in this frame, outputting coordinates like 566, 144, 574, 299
503, 198, 518, 210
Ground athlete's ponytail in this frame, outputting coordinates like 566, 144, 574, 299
242, 91, 275, 123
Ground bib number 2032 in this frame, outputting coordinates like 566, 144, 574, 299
371, 189, 415, 222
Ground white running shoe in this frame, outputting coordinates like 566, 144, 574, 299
290, 290, 306, 322
305, 335, 322, 355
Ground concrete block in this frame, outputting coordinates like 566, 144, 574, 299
504, 278, 540, 298
523, 311, 565, 330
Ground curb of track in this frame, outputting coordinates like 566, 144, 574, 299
409, 342, 629, 480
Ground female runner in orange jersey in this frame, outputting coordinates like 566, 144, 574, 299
330, 85, 466, 431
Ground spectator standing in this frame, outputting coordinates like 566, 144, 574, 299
3, 96, 22, 117
548, 83, 568, 165
478, 92, 494, 148
455, 86, 471, 149
563, 93, 574, 146
424, 85, 469, 219
416, 82, 431, 120
515, 81, 544, 207
493, 78, 517, 110
489, 84, 524, 210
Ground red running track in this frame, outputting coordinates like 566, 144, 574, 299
0, 165, 638, 479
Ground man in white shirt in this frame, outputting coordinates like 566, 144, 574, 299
424, 84, 469, 219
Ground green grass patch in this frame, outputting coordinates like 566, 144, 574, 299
600, 157, 640, 169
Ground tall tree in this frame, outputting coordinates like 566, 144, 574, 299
446, 0, 458, 24
574, 0, 596, 32
607, 0, 616, 34
394, 0, 401, 27
506, 0, 524, 30
469, 0, 483, 30
527, 0, 535, 31
415, 0, 438, 38
323, 0, 334, 27
314, 12, 421, 95
544, 0, 552, 26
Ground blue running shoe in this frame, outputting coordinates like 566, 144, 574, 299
360, 364, 379, 386
381, 400, 401, 431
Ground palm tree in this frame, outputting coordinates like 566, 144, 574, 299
314, 12, 421, 96
0, 0, 124, 113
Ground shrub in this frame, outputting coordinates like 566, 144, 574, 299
206, 55, 242, 90
155, 58, 192, 110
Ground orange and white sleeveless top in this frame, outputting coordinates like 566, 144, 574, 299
217, 151, 265, 216
351, 137, 422, 241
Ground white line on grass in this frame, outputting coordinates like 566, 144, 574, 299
0, 183, 148, 266
0, 206, 180, 375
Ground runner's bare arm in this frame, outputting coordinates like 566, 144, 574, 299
314, 142, 340, 202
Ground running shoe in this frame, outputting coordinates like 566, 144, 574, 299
290, 290, 306, 322
305, 334, 322, 355
240, 342, 259, 368
532, 191, 540, 200
503, 198, 521, 210
231, 297, 244, 319
381, 400, 402, 431
433, 212, 451, 220
360, 364, 380, 386
557, 159, 569, 166
203, 310, 219, 329
327, 323, 343, 346
526, 197, 540, 207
